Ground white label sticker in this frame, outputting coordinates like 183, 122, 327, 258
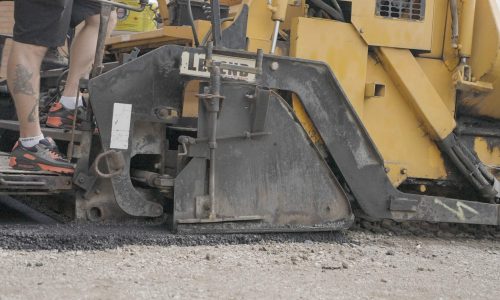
110, 103, 132, 150
180, 51, 256, 83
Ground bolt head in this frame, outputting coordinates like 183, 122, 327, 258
270, 62, 279, 71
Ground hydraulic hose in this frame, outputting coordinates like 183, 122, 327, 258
440, 134, 500, 201
187, 0, 200, 47
309, 0, 345, 21
327, 0, 345, 20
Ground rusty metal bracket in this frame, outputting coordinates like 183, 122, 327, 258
93, 150, 126, 179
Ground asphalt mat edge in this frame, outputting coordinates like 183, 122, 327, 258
0, 224, 351, 251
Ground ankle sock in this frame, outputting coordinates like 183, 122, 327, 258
60, 96, 84, 110
19, 134, 44, 148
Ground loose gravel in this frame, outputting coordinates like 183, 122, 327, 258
0, 227, 498, 300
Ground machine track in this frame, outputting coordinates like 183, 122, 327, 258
0, 209, 497, 252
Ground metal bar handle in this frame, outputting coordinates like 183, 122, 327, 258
90, 0, 148, 12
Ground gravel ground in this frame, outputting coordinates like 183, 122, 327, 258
0, 229, 498, 300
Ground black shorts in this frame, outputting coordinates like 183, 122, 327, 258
13, 0, 101, 48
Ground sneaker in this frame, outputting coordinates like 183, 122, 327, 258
43, 136, 61, 153
46, 102, 87, 130
9, 138, 74, 174
41, 48, 68, 71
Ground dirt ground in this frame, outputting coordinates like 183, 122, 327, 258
0, 229, 498, 300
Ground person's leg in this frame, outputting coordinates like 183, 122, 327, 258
62, 10, 117, 100
47, 9, 117, 129
7, 42, 46, 139
47, 4, 117, 129
7, 0, 75, 174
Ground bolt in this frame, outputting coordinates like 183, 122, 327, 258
156, 108, 169, 119
270, 61, 279, 71
78, 177, 85, 183
400, 168, 407, 175
95, 189, 101, 195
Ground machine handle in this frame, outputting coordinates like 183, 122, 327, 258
90, 0, 149, 12
93, 150, 126, 179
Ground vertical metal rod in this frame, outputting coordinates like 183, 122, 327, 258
208, 148, 216, 218
210, 0, 222, 48
207, 66, 221, 219
270, 20, 280, 54
91, 4, 112, 78
256, 49, 264, 73
67, 87, 81, 160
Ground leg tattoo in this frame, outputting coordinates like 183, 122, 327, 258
13, 64, 36, 96
27, 102, 39, 123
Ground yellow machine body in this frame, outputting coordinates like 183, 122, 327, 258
106, 0, 500, 190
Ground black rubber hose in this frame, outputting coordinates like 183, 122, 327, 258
309, 0, 345, 21
447, 146, 482, 188
187, 0, 200, 47
327, 0, 345, 20
456, 141, 496, 184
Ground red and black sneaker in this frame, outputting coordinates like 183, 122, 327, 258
46, 102, 87, 130
9, 138, 74, 174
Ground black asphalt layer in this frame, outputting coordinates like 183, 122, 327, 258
0, 223, 350, 251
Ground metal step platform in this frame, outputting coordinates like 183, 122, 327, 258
0, 152, 73, 195
0, 120, 84, 142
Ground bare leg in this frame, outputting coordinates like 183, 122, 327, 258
7, 42, 47, 138
62, 11, 117, 97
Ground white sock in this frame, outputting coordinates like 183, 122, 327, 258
60, 96, 84, 110
19, 134, 45, 148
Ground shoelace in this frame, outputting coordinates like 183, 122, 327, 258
49, 149, 64, 159
42, 144, 66, 160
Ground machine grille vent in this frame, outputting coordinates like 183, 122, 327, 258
376, 0, 425, 21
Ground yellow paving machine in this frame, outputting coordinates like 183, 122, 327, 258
0, 0, 498, 231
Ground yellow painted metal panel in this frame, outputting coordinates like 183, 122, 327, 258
182, 81, 200, 118
290, 18, 368, 115
377, 47, 456, 140
247, 39, 272, 53
419, 0, 449, 58
364, 56, 448, 182
351, 0, 435, 50
246, 0, 275, 41
246, 0, 306, 52
470, 0, 500, 79
460, 0, 500, 120
289, 17, 448, 184
416, 58, 456, 114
